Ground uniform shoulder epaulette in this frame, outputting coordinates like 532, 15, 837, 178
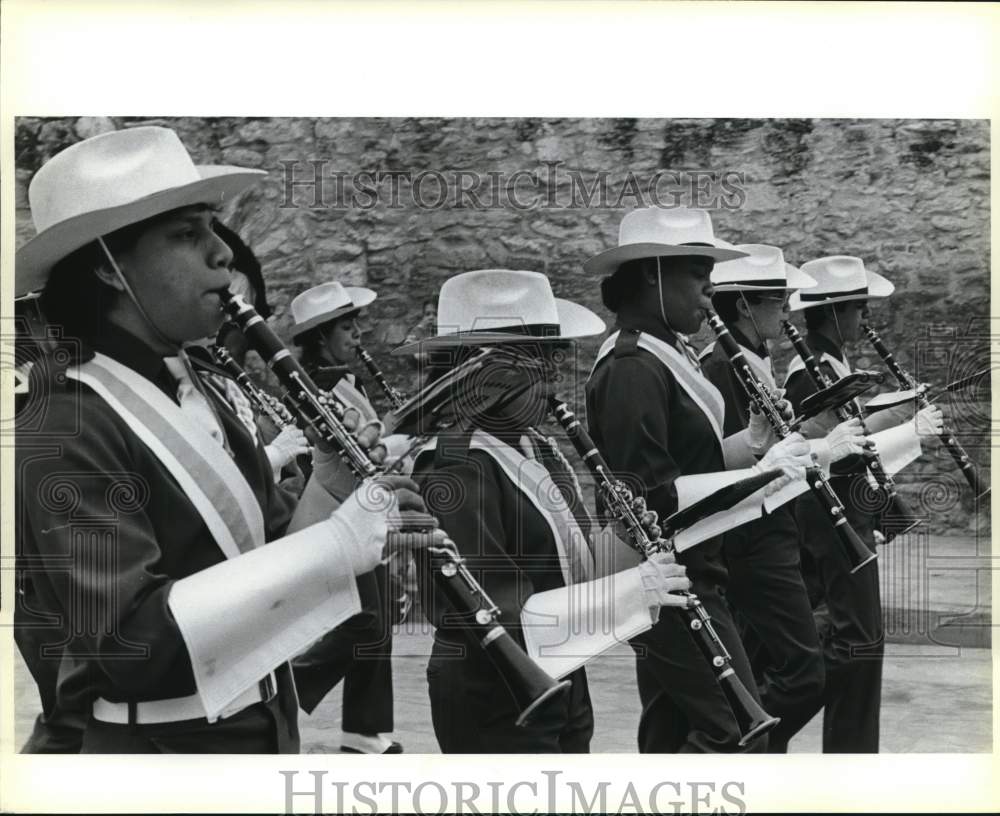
613, 328, 641, 358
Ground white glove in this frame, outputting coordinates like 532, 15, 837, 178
264, 426, 311, 475
637, 551, 692, 611
821, 417, 867, 465
916, 404, 944, 436
326, 476, 428, 576
754, 432, 812, 494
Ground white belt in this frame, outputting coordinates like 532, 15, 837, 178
92, 673, 277, 725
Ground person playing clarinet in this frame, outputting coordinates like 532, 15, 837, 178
782, 255, 942, 753
392, 268, 693, 753
699, 244, 867, 752
14, 126, 434, 753
584, 207, 816, 753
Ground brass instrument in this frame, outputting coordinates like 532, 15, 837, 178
861, 323, 989, 501
548, 395, 782, 747
356, 346, 407, 410
219, 291, 570, 725
781, 319, 920, 543
707, 311, 876, 572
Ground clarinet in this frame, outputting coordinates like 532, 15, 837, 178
706, 312, 876, 572
549, 395, 780, 747
781, 320, 919, 542
862, 323, 990, 500
356, 346, 407, 410
219, 291, 571, 725
212, 343, 298, 430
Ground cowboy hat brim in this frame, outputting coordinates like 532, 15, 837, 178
391, 298, 605, 355
291, 287, 378, 340
788, 270, 894, 311
712, 263, 818, 292
584, 241, 747, 278
15, 165, 266, 296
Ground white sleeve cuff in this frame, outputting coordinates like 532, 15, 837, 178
519, 567, 654, 680
167, 522, 362, 720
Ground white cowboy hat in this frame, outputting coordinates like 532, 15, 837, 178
15, 126, 266, 296
788, 255, 894, 311
584, 207, 747, 279
391, 269, 604, 355
290, 281, 378, 341
710, 244, 817, 292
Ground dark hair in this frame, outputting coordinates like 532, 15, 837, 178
212, 220, 271, 319
295, 328, 328, 372
37, 216, 149, 345
601, 258, 657, 312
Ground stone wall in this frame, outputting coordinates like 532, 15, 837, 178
14, 116, 991, 533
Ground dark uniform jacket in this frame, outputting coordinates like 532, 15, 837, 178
413, 430, 592, 659
699, 326, 799, 538
585, 316, 728, 587
15, 325, 298, 748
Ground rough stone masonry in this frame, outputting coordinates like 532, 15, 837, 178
14, 116, 991, 533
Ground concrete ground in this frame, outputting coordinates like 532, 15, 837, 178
12, 534, 994, 753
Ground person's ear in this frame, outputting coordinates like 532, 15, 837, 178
642, 259, 660, 286
92, 260, 126, 292
737, 297, 752, 318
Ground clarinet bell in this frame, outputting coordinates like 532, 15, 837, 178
838, 517, 878, 574
719, 670, 781, 747
485, 634, 573, 727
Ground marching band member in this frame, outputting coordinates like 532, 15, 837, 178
785, 255, 941, 753
393, 269, 693, 753
584, 208, 814, 752
287, 281, 405, 754
14, 127, 430, 753
699, 244, 864, 752
782, 255, 943, 753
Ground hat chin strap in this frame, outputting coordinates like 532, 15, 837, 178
656, 256, 679, 337
738, 291, 768, 354
656, 257, 703, 370
98, 237, 180, 352
830, 303, 846, 349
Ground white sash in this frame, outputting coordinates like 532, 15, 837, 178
593, 331, 726, 444
421, 432, 594, 585
333, 375, 380, 425
785, 349, 852, 386
68, 353, 266, 560
741, 345, 777, 391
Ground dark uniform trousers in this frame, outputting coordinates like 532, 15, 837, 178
722, 508, 825, 753
785, 332, 884, 753
630, 557, 766, 753
700, 329, 825, 752
796, 473, 884, 753
426, 637, 593, 753
291, 565, 394, 734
